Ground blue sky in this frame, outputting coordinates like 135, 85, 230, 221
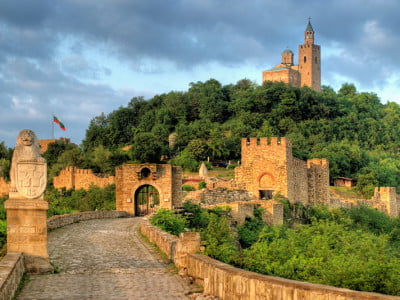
1, 0, 400, 147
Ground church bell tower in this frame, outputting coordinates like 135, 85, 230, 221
298, 20, 321, 91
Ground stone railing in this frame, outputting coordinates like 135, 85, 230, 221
139, 219, 200, 272
140, 220, 400, 300
47, 210, 128, 230
0, 252, 25, 300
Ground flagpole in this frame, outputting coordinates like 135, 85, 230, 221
52, 113, 54, 140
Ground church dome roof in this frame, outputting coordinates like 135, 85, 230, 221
282, 49, 293, 54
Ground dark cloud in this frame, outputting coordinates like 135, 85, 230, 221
0, 0, 400, 145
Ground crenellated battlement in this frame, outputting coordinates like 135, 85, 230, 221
375, 187, 397, 195
242, 137, 290, 148
237, 136, 329, 205
53, 167, 115, 190
307, 158, 329, 167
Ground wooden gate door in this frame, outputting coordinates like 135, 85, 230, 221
135, 185, 160, 216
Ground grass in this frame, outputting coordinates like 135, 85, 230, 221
12, 274, 30, 300
330, 186, 365, 200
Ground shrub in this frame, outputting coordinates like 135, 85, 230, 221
182, 201, 210, 229
45, 184, 116, 217
170, 152, 199, 172
0, 220, 6, 249
0, 196, 7, 220
182, 184, 196, 191
150, 208, 187, 236
208, 205, 231, 217
347, 204, 394, 235
237, 207, 267, 248
85, 184, 116, 211
198, 181, 207, 189
243, 220, 400, 295
201, 213, 238, 264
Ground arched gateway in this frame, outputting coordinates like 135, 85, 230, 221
115, 163, 182, 216
135, 184, 160, 216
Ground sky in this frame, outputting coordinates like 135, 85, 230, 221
1, 0, 400, 147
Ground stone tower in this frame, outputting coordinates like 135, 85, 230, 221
235, 137, 329, 205
298, 20, 321, 91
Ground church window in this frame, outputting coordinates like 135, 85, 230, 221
304, 56, 307, 63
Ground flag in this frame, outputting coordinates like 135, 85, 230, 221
53, 115, 66, 131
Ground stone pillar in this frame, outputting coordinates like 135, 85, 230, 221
272, 203, 284, 225
5, 129, 53, 274
175, 232, 200, 275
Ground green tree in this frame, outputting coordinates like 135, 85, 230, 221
129, 132, 162, 163
44, 140, 75, 167
82, 113, 110, 152
186, 139, 208, 161
48, 147, 85, 180
202, 213, 238, 264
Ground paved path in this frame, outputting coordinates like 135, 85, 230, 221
17, 218, 194, 299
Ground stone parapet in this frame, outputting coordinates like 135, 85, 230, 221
140, 220, 179, 260
47, 210, 128, 230
0, 252, 25, 300
186, 254, 398, 300
139, 219, 200, 272
200, 188, 254, 205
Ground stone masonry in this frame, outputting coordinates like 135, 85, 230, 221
371, 187, 400, 217
235, 137, 329, 205
116, 163, 182, 216
53, 166, 115, 190
17, 218, 196, 299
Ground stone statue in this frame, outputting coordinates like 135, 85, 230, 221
5, 129, 52, 274
9, 129, 46, 199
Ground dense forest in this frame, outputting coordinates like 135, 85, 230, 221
2, 79, 400, 197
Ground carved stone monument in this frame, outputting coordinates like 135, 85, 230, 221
5, 129, 53, 273
199, 162, 208, 179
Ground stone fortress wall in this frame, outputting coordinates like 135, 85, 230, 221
53, 166, 115, 190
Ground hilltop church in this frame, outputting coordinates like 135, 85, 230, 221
262, 20, 321, 91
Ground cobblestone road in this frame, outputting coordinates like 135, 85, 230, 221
17, 217, 194, 300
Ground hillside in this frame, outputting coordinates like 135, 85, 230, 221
2, 79, 400, 198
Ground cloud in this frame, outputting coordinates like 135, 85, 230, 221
1, 0, 400, 146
